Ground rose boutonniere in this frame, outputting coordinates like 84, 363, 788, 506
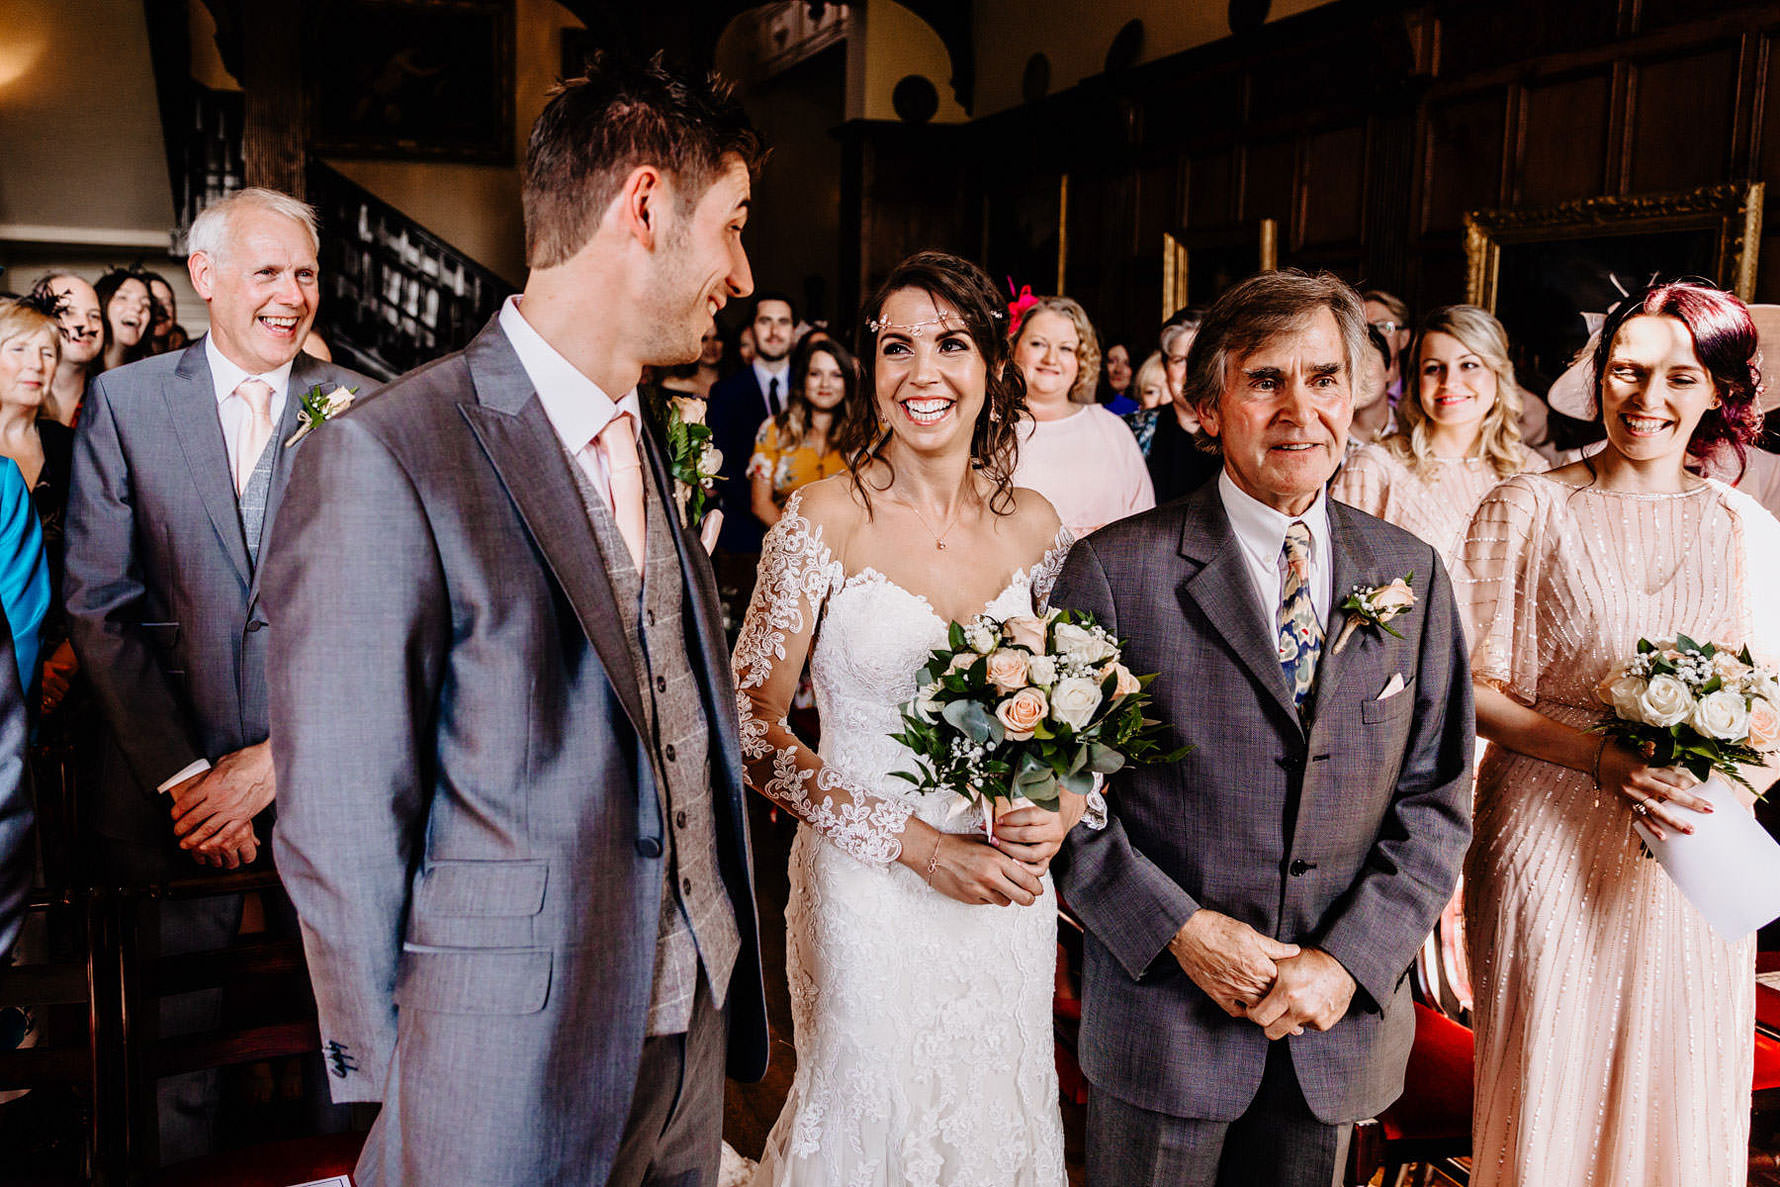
285, 384, 358, 446
663, 395, 722, 530
1332, 574, 1415, 654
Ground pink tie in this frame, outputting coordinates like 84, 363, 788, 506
595, 411, 646, 568
233, 378, 274, 493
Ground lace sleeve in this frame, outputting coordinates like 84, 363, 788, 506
731, 492, 915, 864
1452, 475, 1546, 704
1030, 526, 1076, 612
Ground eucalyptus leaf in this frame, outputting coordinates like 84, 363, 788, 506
1059, 769, 1095, 796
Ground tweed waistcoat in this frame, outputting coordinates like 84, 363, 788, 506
238, 433, 278, 568
567, 450, 739, 1035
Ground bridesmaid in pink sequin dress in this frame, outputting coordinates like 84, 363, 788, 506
1454, 281, 1780, 1187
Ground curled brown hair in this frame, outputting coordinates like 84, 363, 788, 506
523, 52, 765, 269
842, 251, 1027, 516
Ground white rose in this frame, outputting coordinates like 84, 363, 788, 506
965, 623, 997, 654
1049, 676, 1103, 731
697, 447, 723, 478
1689, 688, 1750, 741
673, 396, 709, 425
1598, 673, 1648, 722
1026, 654, 1058, 686
1053, 623, 1107, 665
914, 680, 944, 722
1636, 674, 1693, 727
322, 386, 356, 416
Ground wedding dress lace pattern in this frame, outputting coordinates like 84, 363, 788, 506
732, 492, 1070, 1187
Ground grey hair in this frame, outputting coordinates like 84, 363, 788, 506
1183, 270, 1369, 440
184, 188, 320, 263
1159, 321, 1195, 358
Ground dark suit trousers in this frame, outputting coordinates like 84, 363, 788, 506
1087, 1040, 1351, 1187
607, 979, 728, 1187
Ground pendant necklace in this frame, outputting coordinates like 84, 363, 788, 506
899, 495, 965, 550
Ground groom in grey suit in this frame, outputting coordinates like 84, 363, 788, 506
265, 56, 768, 1186
63, 187, 367, 1162
1053, 270, 1473, 1186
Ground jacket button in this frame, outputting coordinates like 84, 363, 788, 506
1289, 859, 1317, 876
645, 609, 656, 628
664, 743, 677, 763
636, 837, 662, 858
681, 877, 692, 896
246, 620, 266, 633
675, 810, 687, 829
655, 675, 667, 693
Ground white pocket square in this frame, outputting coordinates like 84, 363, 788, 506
1376, 673, 1407, 700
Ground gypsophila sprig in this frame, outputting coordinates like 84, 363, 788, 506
889, 608, 1189, 824
1593, 633, 1779, 792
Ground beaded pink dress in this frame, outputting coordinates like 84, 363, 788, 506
1454, 472, 1780, 1187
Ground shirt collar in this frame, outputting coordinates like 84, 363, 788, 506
499, 295, 640, 450
1217, 467, 1331, 565
752, 357, 790, 390
204, 334, 295, 406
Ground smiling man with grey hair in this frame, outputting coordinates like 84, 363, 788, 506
1052, 268, 1473, 1186
62, 185, 366, 1163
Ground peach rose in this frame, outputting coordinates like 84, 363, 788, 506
946, 652, 980, 674
995, 687, 1048, 741
672, 396, 708, 425
1100, 661, 1141, 699
1370, 578, 1416, 617
1002, 615, 1048, 653
1748, 697, 1780, 751
984, 648, 1031, 694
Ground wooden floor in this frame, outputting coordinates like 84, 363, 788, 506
721, 798, 1090, 1184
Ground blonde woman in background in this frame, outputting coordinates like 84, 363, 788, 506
1121, 350, 1170, 456
1332, 305, 1545, 565
1009, 295, 1153, 536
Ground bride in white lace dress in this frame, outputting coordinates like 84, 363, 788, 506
732, 253, 1094, 1186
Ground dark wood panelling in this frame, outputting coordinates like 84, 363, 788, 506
1422, 91, 1507, 233
1518, 71, 1612, 204
1628, 44, 1742, 192
1187, 151, 1237, 227
1300, 125, 1367, 248
1759, 33, 1780, 176
1435, 0, 1622, 77
1243, 138, 1298, 227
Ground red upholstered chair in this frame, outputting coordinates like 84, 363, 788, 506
1347, 1003, 1474, 1186
150, 1130, 366, 1186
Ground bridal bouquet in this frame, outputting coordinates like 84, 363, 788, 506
1594, 634, 1780, 791
890, 609, 1187, 832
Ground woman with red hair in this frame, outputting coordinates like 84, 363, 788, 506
1455, 279, 1780, 1185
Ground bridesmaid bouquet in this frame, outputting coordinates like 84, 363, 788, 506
890, 609, 1187, 833
1594, 634, 1780, 791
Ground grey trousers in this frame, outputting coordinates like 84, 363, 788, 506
607, 979, 729, 1187
1087, 1040, 1351, 1187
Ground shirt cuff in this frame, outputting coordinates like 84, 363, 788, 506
159, 759, 211, 793
1081, 787, 1109, 831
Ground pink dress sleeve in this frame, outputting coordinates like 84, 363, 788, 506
1453, 475, 1547, 705
1329, 447, 1390, 518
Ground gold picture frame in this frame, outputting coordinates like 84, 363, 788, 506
1161, 219, 1278, 322
1464, 182, 1763, 309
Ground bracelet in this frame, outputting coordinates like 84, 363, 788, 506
922, 831, 943, 884
1590, 734, 1610, 789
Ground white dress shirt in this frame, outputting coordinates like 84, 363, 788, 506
752, 358, 791, 416
206, 335, 293, 477
498, 295, 642, 510
1217, 468, 1334, 636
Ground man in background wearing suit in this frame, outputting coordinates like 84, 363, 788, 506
62, 186, 369, 1162
708, 291, 794, 568
1053, 270, 1473, 1186
266, 55, 770, 1186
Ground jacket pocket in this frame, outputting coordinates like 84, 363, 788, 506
140, 621, 183, 678
413, 859, 548, 918
395, 945, 552, 1015
1360, 680, 1416, 724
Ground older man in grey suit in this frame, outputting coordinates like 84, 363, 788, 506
62, 186, 367, 1161
1052, 270, 1473, 1187
265, 57, 769, 1186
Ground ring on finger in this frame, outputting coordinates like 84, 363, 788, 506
1631, 798, 1651, 817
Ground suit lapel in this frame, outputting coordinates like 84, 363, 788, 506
1175, 485, 1301, 728
164, 339, 251, 591
1307, 501, 1385, 715
248, 354, 327, 609
458, 320, 651, 742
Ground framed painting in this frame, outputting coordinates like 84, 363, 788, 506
1464, 182, 1763, 394
307, 0, 515, 163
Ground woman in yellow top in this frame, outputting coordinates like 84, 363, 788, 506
749, 335, 864, 528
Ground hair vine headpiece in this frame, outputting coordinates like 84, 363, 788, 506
866, 310, 1003, 337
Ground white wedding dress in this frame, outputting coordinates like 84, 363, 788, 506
732, 492, 1070, 1187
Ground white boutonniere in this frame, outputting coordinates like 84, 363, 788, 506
1332, 574, 1416, 654
285, 384, 358, 446
663, 395, 722, 530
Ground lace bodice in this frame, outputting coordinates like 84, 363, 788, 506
732, 492, 1072, 863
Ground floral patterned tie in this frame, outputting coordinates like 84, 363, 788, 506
1276, 521, 1323, 711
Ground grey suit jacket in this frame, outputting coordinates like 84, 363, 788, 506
62, 340, 369, 872
264, 317, 768, 1186
0, 604, 30, 961
1052, 480, 1473, 1125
